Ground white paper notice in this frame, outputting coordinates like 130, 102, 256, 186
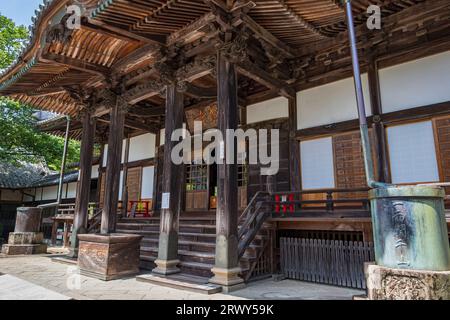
162, 193, 170, 209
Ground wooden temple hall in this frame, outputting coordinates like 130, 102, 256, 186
1, 0, 450, 292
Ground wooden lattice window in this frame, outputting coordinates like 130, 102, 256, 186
186, 164, 208, 191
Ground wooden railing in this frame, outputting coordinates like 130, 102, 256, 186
87, 207, 103, 233
237, 191, 271, 259
270, 188, 371, 217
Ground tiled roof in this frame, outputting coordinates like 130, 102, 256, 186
0, 162, 50, 189
0, 162, 79, 189
29, 170, 79, 188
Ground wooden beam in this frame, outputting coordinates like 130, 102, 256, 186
112, 44, 162, 74
239, 14, 296, 58
236, 60, 295, 99
41, 53, 110, 77
167, 12, 216, 46
185, 83, 217, 99
81, 19, 138, 43
97, 116, 159, 134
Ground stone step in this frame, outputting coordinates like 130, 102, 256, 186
136, 273, 222, 295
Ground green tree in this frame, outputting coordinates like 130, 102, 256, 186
0, 14, 28, 70
0, 13, 80, 171
0, 98, 81, 171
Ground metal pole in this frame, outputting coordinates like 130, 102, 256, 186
57, 116, 71, 203
343, 0, 387, 189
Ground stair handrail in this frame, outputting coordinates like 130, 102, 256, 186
238, 191, 270, 226
87, 207, 103, 233
237, 191, 271, 259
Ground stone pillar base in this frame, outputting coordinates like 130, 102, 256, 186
1, 232, 47, 256
209, 267, 245, 293
78, 233, 142, 281
365, 263, 450, 300
153, 259, 180, 276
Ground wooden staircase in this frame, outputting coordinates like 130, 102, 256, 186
116, 206, 274, 281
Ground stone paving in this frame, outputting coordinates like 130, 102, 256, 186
0, 254, 363, 300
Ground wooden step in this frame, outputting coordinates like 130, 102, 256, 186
136, 273, 222, 295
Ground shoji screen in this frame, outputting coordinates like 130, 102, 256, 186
300, 137, 335, 190
387, 121, 439, 184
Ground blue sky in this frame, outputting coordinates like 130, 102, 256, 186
0, 0, 44, 26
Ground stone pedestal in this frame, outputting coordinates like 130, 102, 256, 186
365, 263, 450, 300
78, 233, 143, 281
1, 207, 47, 256
209, 267, 245, 293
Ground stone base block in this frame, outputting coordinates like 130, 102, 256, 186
209, 267, 245, 292
365, 263, 450, 300
78, 233, 143, 281
1, 244, 47, 255
153, 259, 180, 276
8, 232, 43, 245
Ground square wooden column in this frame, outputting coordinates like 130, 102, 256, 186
367, 58, 391, 183
101, 97, 126, 234
69, 109, 96, 257
209, 52, 244, 291
288, 97, 301, 192
153, 84, 184, 275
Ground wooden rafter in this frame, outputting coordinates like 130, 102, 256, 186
41, 53, 110, 77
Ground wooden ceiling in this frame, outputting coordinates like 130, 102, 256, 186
0, 0, 449, 138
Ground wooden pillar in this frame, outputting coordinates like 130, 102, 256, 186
153, 84, 184, 275
368, 58, 391, 183
96, 143, 105, 204
121, 137, 130, 216
100, 96, 126, 234
288, 97, 301, 192
210, 52, 244, 291
69, 109, 96, 257
151, 130, 161, 212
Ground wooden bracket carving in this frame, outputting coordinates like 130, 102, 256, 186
45, 14, 74, 45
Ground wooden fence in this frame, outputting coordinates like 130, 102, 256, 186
280, 237, 375, 289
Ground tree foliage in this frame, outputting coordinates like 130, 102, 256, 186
0, 99, 81, 171
0, 14, 28, 70
0, 13, 80, 171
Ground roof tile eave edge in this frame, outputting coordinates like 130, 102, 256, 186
0, 57, 38, 92
91, 0, 115, 18
0, 0, 80, 93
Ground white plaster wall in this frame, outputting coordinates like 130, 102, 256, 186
128, 133, 156, 162
35, 188, 42, 201
387, 121, 439, 184
297, 74, 372, 130
379, 51, 450, 113
91, 164, 99, 179
42, 185, 58, 201
22, 189, 35, 202
102, 140, 127, 167
246, 96, 289, 124
65, 182, 77, 199
300, 137, 335, 190
141, 166, 155, 199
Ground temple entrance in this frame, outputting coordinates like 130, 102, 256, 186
185, 163, 214, 211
